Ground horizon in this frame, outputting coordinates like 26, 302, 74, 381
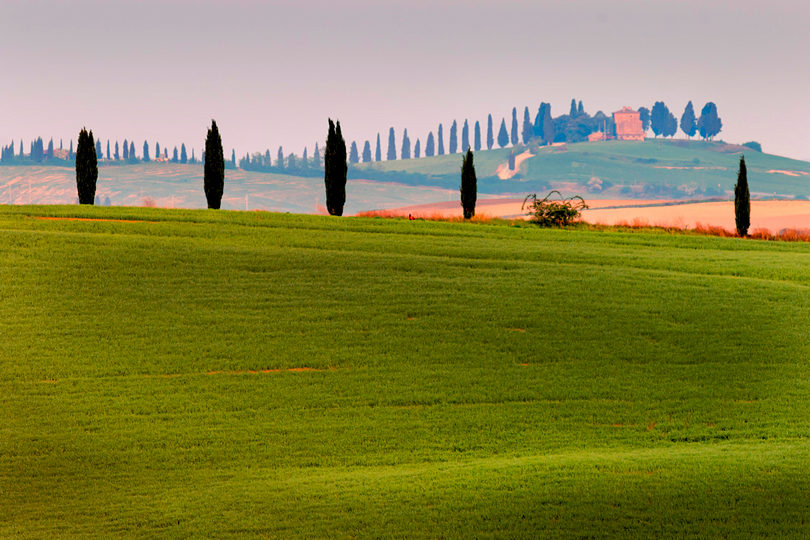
2, 0, 809, 161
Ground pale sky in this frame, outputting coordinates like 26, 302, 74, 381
2, 0, 809, 160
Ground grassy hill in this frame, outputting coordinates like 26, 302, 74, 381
3, 205, 810, 536
355, 139, 810, 200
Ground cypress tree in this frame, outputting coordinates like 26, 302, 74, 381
203, 120, 225, 209
543, 104, 555, 144
277, 147, 284, 168
265, 150, 272, 166
142, 140, 151, 161
680, 101, 697, 138
387, 127, 396, 160
426, 132, 435, 157
172, 146, 178, 162
349, 141, 360, 164
650, 101, 670, 137
697, 102, 722, 140
486, 114, 494, 150
474, 121, 481, 151
114, 141, 120, 160
362, 140, 372, 162
401, 129, 411, 160
460, 149, 477, 219
180, 143, 187, 163
570, 98, 577, 116
437, 124, 445, 155
577, 100, 584, 116
449, 120, 458, 154
510, 107, 518, 145
69, 140, 73, 160
324, 118, 347, 216
288, 154, 296, 169
734, 156, 750, 237
302, 147, 309, 167
638, 107, 651, 132
48, 138, 55, 159
130, 142, 135, 161
75, 127, 98, 205
314, 142, 321, 167
123, 139, 129, 160
461, 120, 470, 152
374, 134, 381, 162
231, 149, 236, 166
497, 119, 509, 148
414, 138, 421, 159
94, 139, 102, 162
155, 142, 160, 159
522, 106, 533, 144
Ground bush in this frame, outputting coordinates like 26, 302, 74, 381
742, 141, 762, 152
522, 191, 588, 226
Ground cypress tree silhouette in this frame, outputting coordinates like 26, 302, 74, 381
697, 102, 722, 140
497, 119, 509, 148
204, 120, 225, 209
570, 98, 577, 116
362, 140, 372, 162
387, 127, 396, 160
123, 139, 129, 160
180, 143, 187, 163
426, 132, 435, 157
401, 129, 411, 159
277, 147, 284, 168
130, 142, 135, 161
510, 107, 518, 145
522, 106, 533, 144
172, 147, 178, 162
104, 140, 109, 160
734, 156, 750, 237
680, 101, 697, 138
414, 138, 421, 159
460, 149, 477, 219
302, 147, 308, 167
373, 134, 381, 162
142, 140, 150, 162
114, 141, 120, 160
577, 100, 584, 115
155, 142, 160, 159
449, 120, 458, 154
75, 127, 98, 205
324, 118, 347, 216
349, 141, 360, 164
437, 124, 445, 155
461, 120, 470, 152
474, 121, 481, 151
486, 114, 494, 150
314, 142, 321, 167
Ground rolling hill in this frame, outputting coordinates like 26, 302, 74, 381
3, 205, 810, 536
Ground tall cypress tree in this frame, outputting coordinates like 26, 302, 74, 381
474, 121, 481, 151
734, 156, 750, 237
437, 124, 445, 155
123, 139, 129, 160
324, 118, 347, 216
387, 127, 396, 160
449, 120, 458, 154
426, 132, 435, 157
486, 114, 494, 150
570, 98, 577, 116
650, 101, 670, 137
277, 147, 284, 168
497, 119, 509, 148
155, 142, 160, 159
698, 102, 722, 140
75, 128, 98, 204
94, 139, 101, 162
142, 140, 151, 162
172, 146, 178, 162
362, 140, 372, 162
349, 141, 360, 164
401, 129, 411, 160
522, 106, 533, 144
180, 143, 187, 163
577, 100, 584, 116
203, 119, 224, 209
48, 138, 55, 159
375, 133, 381, 162
510, 107, 518, 145
130, 142, 136, 161
302, 147, 308, 167
460, 149, 477, 219
461, 120, 470, 152
414, 138, 421, 159
231, 149, 236, 166
114, 141, 119, 160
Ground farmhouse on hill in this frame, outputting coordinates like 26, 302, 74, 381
613, 107, 645, 141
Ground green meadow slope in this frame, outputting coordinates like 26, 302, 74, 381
3, 206, 810, 537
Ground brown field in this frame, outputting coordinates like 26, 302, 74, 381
371, 198, 810, 234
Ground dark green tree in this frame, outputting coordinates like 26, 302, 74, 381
680, 101, 697, 138
172, 146, 178, 162
123, 139, 129, 160
650, 101, 670, 137
362, 140, 372, 162
401, 129, 411, 159
474, 120, 481, 151
438, 124, 445, 155
570, 98, 577, 116
94, 139, 101, 162
75, 128, 98, 205
180, 143, 187, 163
577, 100, 584, 116
486, 114, 493, 150
638, 107, 651, 132
542, 104, 554, 145
497, 118, 509, 148
426, 132, 435, 157
114, 141, 120, 160
387, 127, 396, 160
414, 138, 421, 159
460, 149, 477, 219
461, 120, 470, 152
277, 147, 284, 168
231, 149, 236, 166
374, 134, 381, 162
734, 156, 750, 236
697, 102, 722, 140
141, 140, 150, 161
664, 112, 678, 137
302, 147, 309, 167
522, 106, 533, 144
155, 142, 160, 159
349, 141, 360, 164
130, 142, 135, 161
315, 142, 322, 167
449, 120, 458, 154
510, 107, 518, 145
48, 138, 55, 159
324, 119, 347, 216
203, 120, 225, 209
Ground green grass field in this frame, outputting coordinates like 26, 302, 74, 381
3, 205, 810, 537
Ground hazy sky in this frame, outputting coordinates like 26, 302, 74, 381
2, 0, 809, 160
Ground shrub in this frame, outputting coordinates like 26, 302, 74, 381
742, 141, 762, 152
522, 190, 588, 226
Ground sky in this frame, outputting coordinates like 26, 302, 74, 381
2, 0, 809, 161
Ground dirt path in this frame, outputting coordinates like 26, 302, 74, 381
495, 151, 534, 179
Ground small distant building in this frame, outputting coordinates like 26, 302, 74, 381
613, 107, 645, 141
52, 149, 69, 160
587, 131, 606, 142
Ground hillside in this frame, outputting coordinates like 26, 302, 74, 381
3, 206, 810, 536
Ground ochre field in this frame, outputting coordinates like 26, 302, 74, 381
3, 205, 810, 537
